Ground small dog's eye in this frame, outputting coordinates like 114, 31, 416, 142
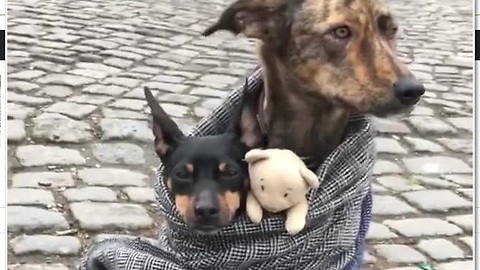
175, 171, 189, 179
223, 169, 238, 177
332, 26, 351, 39
284, 193, 288, 198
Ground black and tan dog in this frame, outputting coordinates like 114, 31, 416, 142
144, 85, 262, 234
204, 0, 425, 168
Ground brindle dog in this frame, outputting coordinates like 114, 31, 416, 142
203, 0, 425, 167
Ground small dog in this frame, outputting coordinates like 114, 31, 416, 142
144, 84, 262, 234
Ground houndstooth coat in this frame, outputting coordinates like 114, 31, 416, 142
77, 67, 375, 270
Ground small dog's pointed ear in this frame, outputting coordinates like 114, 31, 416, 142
202, 0, 290, 42
144, 86, 185, 161
229, 79, 263, 149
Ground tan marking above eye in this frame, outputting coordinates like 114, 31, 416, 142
186, 163, 194, 174
218, 163, 227, 173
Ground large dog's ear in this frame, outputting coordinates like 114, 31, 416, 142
144, 87, 185, 161
202, 0, 291, 44
229, 80, 263, 149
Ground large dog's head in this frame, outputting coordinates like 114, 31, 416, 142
204, 0, 424, 117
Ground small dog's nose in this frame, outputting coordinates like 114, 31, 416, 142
194, 203, 219, 218
393, 77, 425, 105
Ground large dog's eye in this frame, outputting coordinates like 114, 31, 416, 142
332, 26, 351, 39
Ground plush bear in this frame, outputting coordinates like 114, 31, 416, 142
244, 148, 320, 235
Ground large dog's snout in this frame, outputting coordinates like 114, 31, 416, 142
393, 77, 425, 106
194, 191, 220, 219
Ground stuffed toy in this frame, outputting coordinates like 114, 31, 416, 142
244, 148, 320, 235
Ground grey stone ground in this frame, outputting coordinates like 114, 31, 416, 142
6, 0, 473, 269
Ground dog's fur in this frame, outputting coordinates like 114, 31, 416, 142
204, 0, 424, 168
144, 85, 262, 233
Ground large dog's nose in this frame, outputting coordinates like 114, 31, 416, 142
393, 77, 425, 105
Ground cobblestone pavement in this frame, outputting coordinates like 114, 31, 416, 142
6, 0, 473, 269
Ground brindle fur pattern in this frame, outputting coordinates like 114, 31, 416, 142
204, 0, 418, 167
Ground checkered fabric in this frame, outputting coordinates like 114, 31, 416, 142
78, 67, 375, 270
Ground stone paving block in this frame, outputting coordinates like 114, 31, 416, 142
371, 183, 388, 193
404, 137, 444, 153
8, 94, 53, 107
436, 260, 473, 270
123, 187, 156, 203
83, 84, 129, 96
437, 138, 472, 154
363, 251, 376, 264
446, 215, 472, 232
417, 238, 464, 260
109, 98, 146, 111
8, 189, 55, 206
16, 145, 86, 167
402, 156, 472, 174
373, 160, 403, 175
376, 176, 424, 192
67, 95, 113, 105
8, 119, 26, 142
8, 206, 69, 232
11, 172, 75, 188
402, 189, 471, 212
372, 195, 417, 215
446, 117, 472, 132
366, 222, 398, 240
8, 103, 35, 119
458, 188, 473, 199
94, 234, 158, 245
374, 137, 407, 154
374, 244, 426, 263
383, 218, 462, 237
9, 80, 41, 91
63, 187, 117, 202
78, 168, 148, 187
441, 174, 472, 187
7, 264, 69, 270
102, 108, 147, 120
36, 73, 96, 87
44, 102, 97, 120
158, 93, 200, 105
92, 143, 145, 165
32, 113, 93, 143
459, 237, 473, 251
100, 118, 153, 142
10, 235, 81, 255
70, 202, 153, 230
412, 175, 458, 188
406, 116, 457, 135
38, 85, 73, 98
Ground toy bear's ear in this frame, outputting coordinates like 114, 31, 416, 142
245, 149, 270, 164
299, 166, 319, 189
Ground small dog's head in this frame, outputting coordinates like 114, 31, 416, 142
144, 85, 262, 234
203, 0, 424, 117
